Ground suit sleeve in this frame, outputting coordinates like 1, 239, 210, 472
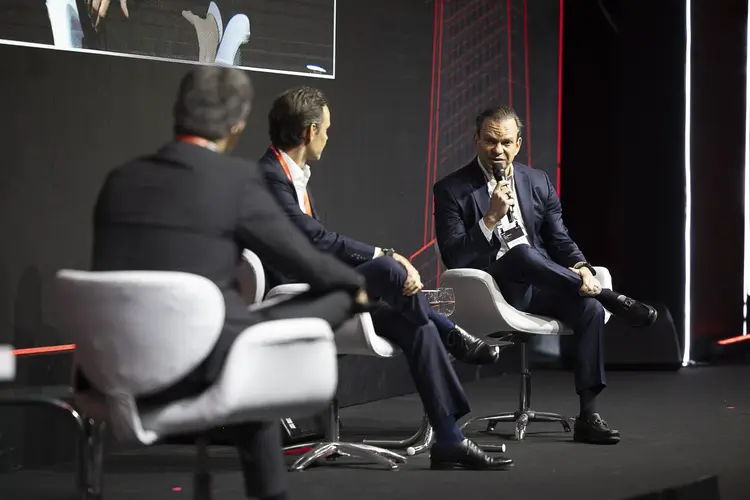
538, 171, 586, 268
433, 181, 497, 269
235, 167, 365, 294
262, 169, 376, 266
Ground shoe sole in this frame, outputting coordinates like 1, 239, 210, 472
573, 435, 621, 445
430, 461, 515, 471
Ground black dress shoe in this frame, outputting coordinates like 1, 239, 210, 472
430, 439, 514, 470
445, 327, 501, 365
573, 413, 620, 445
598, 290, 657, 327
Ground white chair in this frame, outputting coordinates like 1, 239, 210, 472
56, 269, 338, 500
0, 345, 15, 382
263, 284, 409, 470
435, 244, 612, 440
254, 253, 505, 459
46, 0, 84, 49
238, 249, 266, 306
215, 14, 251, 66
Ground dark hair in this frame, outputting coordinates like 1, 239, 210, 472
173, 66, 253, 140
475, 106, 523, 139
268, 86, 328, 150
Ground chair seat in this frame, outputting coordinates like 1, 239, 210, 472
0, 345, 15, 382
266, 284, 399, 358
441, 266, 612, 337
74, 318, 338, 444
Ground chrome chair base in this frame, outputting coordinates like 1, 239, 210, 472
285, 441, 406, 471
461, 340, 572, 441
461, 410, 571, 441
284, 400, 407, 471
362, 414, 434, 456
363, 413, 508, 454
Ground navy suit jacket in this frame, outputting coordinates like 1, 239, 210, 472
433, 158, 585, 271
258, 148, 376, 287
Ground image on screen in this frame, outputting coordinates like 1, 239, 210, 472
0, 0, 336, 78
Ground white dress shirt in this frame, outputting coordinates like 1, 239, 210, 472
281, 151, 380, 259
476, 159, 531, 260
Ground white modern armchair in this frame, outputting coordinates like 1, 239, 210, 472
435, 244, 612, 440
56, 269, 338, 500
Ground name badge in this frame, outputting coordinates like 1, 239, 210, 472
500, 222, 529, 249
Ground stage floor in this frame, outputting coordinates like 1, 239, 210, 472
0, 365, 748, 500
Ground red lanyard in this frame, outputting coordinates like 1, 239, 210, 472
270, 145, 313, 217
175, 135, 219, 152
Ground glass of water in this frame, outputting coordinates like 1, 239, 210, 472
423, 288, 456, 316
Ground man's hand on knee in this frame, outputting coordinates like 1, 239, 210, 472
569, 267, 601, 297
393, 253, 423, 296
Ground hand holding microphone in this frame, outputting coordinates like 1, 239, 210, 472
483, 161, 515, 227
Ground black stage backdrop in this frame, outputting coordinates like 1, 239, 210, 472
0, 0, 561, 471
562, 0, 748, 362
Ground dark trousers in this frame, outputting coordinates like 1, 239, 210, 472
133, 289, 355, 499
355, 258, 471, 424
487, 245, 606, 393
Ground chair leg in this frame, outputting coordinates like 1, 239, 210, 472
80, 418, 105, 500
405, 422, 434, 456
460, 342, 571, 441
288, 442, 338, 471
346, 443, 407, 463
193, 436, 212, 500
362, 413, 433, 455
284, 400, 406, 471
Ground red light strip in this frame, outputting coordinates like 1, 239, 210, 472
410, 239, 437, 261
13, 344, 76, 356
717, 335, 750, 345
422, 0, 440, 246
429, 0, 445, 242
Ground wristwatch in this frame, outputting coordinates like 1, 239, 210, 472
382, 248, 395, 257
573, 261, 597, 276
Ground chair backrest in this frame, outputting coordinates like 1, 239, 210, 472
0, 345, 15, 382
238, 249, 266, 305
56, 270, 225, 397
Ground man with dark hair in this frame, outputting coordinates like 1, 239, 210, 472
433, 106, 658, 445
90, 67, 369, 500
258, 86, 513, 471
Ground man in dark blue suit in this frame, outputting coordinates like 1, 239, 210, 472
433, 106, 657, 445
257, 87, 512, 470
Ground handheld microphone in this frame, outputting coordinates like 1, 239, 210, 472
491, 161, 514, 223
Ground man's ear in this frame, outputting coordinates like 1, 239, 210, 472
304, 124, 316, 145
230, 121, 246, 136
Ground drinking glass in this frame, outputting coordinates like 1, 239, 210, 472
438, 287, 455, 316
423, 288, 456, 316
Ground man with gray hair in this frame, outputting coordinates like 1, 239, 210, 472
88, 66, 368, 500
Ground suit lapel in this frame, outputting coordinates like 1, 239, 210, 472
469, 159, 490, 218
513, 166, 536, 245
265, 147, 303, 207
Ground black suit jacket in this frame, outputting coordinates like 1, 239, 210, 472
257, 148, 376, 288
433, 158, 585, 271
92, 141, 365, 325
